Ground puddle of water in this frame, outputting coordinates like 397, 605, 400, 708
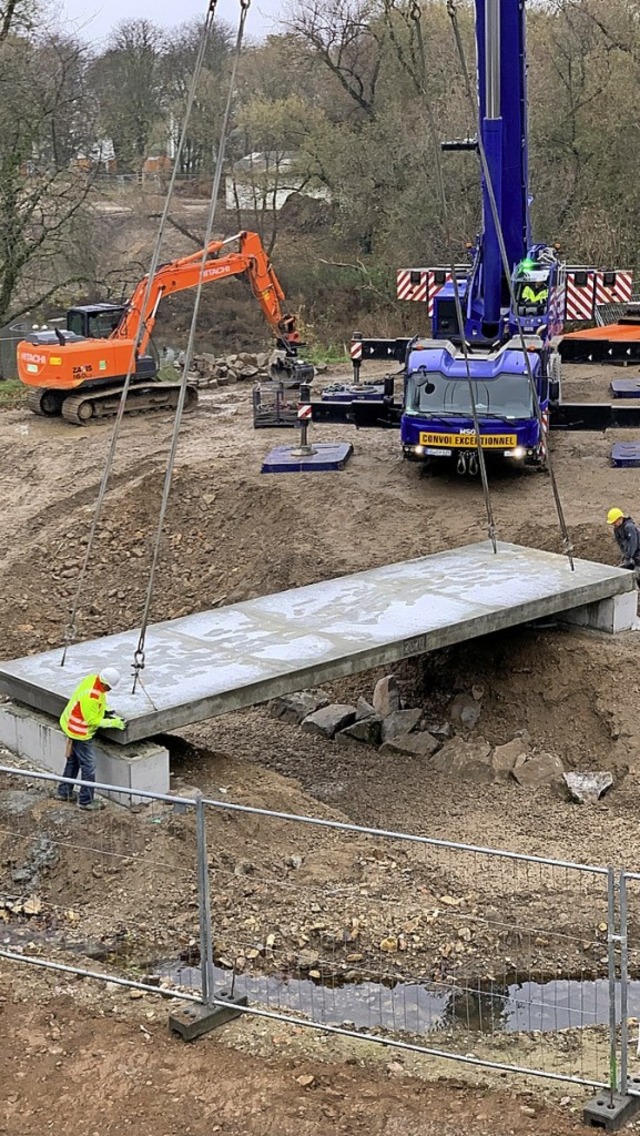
156, 962, 640, 1035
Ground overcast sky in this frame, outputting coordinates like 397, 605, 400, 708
58, 0, 284, 49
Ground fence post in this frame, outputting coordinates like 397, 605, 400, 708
195, 794, 215, 1006
620, 870, 629, 1096
608, 866, 619, 1099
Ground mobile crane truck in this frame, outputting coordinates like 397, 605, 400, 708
18, 230, 312, 425
330, 0, 630, 474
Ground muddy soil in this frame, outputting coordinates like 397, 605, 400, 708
2, 359, 640, 1117
1, 969, 603, 1136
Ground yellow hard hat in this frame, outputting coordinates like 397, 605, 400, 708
607, 507, 624, 525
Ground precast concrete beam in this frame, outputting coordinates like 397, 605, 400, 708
0, 542, 633, 745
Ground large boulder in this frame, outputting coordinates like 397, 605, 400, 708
490, 736, 529, 779
563, 771, 613, 804
268, 689, 330, 725
379, 731, 440, 759
431, 736, 492, 781
302, 703, 357, 738
373, 676, 401, 717
381, 708, 422, 742
511, 752, 564, 788
337, 716, 383, 747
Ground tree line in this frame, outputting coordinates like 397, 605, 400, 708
0, 0, 638, 330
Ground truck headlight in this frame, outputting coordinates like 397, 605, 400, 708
504, 445, 526, 459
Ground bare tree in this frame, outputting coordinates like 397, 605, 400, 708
0, 34, 97, 323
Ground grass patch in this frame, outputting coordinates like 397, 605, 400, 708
306, 343, 348, 366
0, 379, 27, 407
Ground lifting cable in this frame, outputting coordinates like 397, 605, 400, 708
447, 0, 575, 570
60, 0, 222, 666
131, 0, 252, 695
406, 0, 498, 553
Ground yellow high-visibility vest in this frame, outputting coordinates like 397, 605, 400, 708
60, 674, 109, 740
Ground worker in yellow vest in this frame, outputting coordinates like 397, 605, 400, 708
58, 667, 127, 810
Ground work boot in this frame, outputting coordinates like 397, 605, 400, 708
78, 799, 105, 812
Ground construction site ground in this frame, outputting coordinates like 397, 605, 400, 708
3, 359, 640, 1132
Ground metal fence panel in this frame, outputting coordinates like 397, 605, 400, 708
0, 765, 201, 1004
0, 763, 619, 1091
200, 797, 613, 1088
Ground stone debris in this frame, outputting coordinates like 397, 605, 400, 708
511, 751, 565, 788
563, 771, 613, 804
490, 736, 530, 778
379, 731, 440, 759
372, 675, 401, 717
337, 716, 383, 747
185, 351, 272, 387
431, 736, 492, 781
355, 697, 376, 721
268, 689, 330, 725
448, 692, 482, 732
381, 708, 422, 742
301, 703, 357, 738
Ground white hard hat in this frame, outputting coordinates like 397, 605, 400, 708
99, 667, 121, 689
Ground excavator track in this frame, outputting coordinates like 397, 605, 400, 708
27, 387, 66, 417
59, 381, 199, 425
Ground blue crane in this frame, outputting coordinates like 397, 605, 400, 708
321, 0, 630, 475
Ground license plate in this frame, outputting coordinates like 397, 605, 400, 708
419, 432, 517, 449
425, 447, 451, 456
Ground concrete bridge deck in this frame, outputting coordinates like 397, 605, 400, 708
0, 541, 634, 746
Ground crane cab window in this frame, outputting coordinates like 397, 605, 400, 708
515, 272, 549, 316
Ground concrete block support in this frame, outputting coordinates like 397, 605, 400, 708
562, 590, 638, 634
0, 700, 169, 804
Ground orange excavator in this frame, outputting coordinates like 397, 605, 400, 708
18, 230, 312, 424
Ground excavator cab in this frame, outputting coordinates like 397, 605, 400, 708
66, 303, 127, 340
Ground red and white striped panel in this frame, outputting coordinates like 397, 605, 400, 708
396, 268, 453, 316
595, 271, 633, 306
397, 269, 427, 303
565, 272, 595, 321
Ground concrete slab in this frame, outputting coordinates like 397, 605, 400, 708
0, 541, 633, 746
0, 701, 169, 801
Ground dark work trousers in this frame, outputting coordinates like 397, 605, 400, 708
58, 739, 96, 805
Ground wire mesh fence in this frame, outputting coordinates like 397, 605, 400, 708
617, 872, 640, 1097
200, 798, 613, 1088
0, 764, 201, 1003
0, 762, 628, 1093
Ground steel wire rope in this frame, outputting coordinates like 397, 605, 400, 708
131, 0, 252, 694
447, 0, 575, 569
60, 0, 222, 666
404, 0, 498, 552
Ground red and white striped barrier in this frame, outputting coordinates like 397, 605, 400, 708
350, 340, 363, 361
297, 404, 312, 421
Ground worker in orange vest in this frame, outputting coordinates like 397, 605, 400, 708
58, 667, 127, 810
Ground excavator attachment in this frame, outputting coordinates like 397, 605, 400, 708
559, 306, 640, 364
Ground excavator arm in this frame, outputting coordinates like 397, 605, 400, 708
117, 230, 301, 356
18, 231, 304, 401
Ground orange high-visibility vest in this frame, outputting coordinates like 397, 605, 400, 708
60, 674, 109, 740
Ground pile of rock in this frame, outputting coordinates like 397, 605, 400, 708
186, 351, 271, 387
268, 675, 568, 789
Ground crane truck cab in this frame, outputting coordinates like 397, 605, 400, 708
401, 336, 549, 474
